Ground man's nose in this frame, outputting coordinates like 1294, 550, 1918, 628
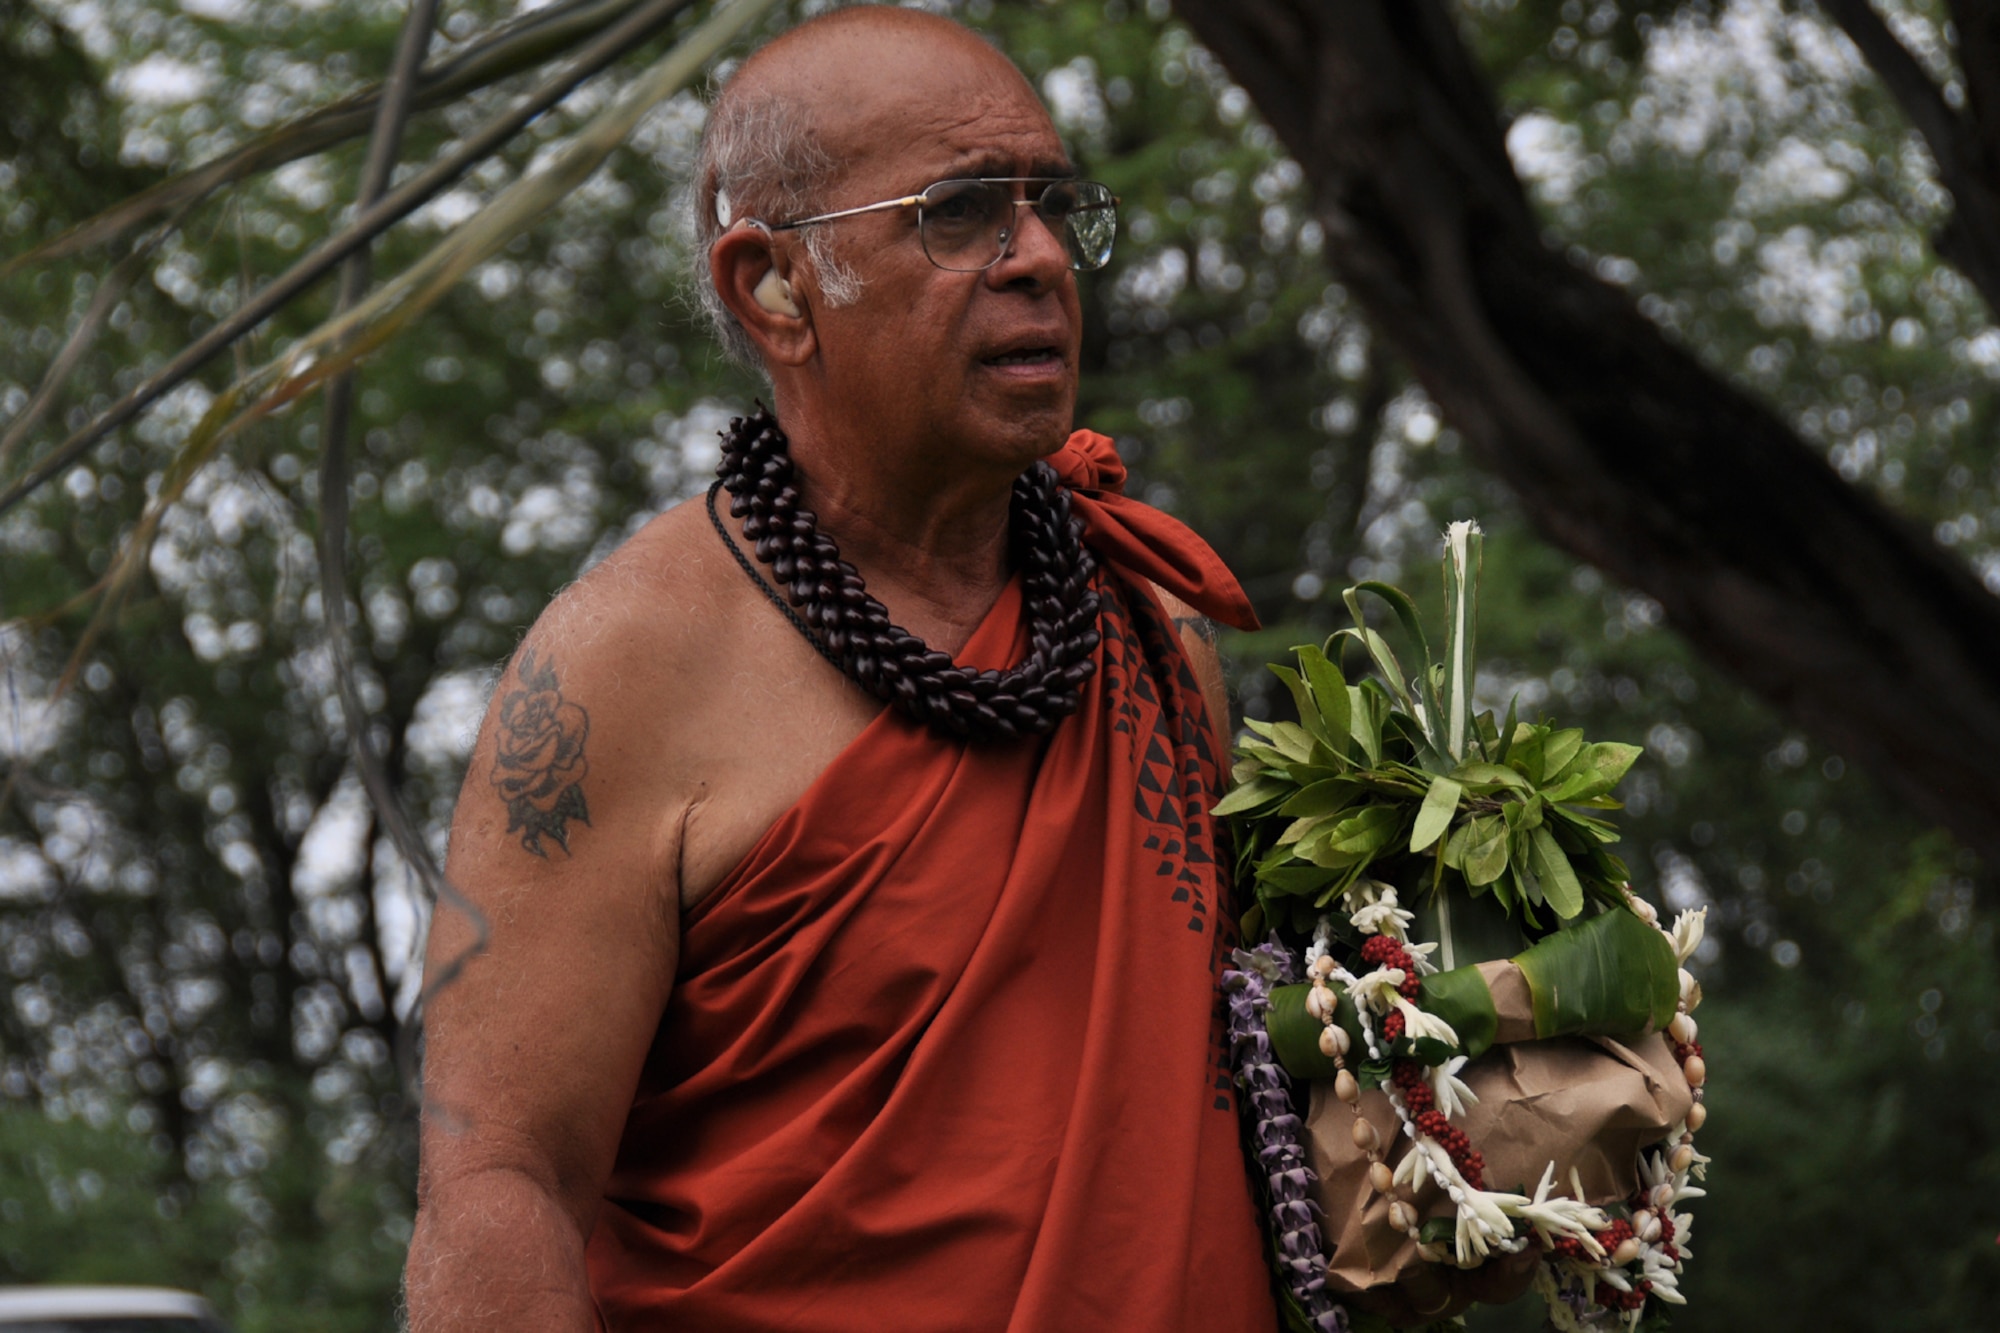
986, 201, 1070, 291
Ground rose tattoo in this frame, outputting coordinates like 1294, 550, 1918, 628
489, 648, 591, 857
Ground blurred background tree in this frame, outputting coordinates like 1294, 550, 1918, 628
0, 0, 1995, 1329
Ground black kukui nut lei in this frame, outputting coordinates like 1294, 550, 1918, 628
708, 406, 1102, 743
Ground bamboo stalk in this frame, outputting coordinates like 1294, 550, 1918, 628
1443, 519, 1481, 762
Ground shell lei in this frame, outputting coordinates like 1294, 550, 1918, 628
1222, 942, 1350, 1333
1311, 885, 1712, 1329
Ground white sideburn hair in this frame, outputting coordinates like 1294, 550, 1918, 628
690, 93, 865, 370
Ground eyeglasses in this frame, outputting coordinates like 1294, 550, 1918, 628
765, 177, 1120, 273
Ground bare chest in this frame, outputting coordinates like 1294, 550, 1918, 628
665, 566, 1014, 913
670, 628, 885, 912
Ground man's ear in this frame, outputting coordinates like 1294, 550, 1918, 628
710, 223, 815, 367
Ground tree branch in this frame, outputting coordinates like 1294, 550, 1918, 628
0, 212, 183, 475
1948, 0, 2000, 180
1174, 0, 2000, 863
1821, 0, 1963, 159
0, 0, 697, 520
1, 0, 658, 273
315, 0, 470, 1078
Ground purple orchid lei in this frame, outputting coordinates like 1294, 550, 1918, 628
1223, 937, 1349, 1333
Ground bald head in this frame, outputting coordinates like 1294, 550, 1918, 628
724, 7, 1035, 160
728, 7, 1024, 100
691, 6, 1056, 365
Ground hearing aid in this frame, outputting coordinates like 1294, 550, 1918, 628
735, 216, 801, 317
754, 267, 800, 317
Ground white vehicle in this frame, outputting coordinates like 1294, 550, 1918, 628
0, 1288, 229, 1332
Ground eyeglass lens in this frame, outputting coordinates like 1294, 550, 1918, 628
917, 180, 1118, 273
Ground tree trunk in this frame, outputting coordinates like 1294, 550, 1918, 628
1171, 0, 2000, 862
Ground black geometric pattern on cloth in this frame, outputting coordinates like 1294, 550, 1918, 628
1097, 576, 1239, 1114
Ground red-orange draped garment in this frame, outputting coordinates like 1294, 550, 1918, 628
585, 431, 1278, 1331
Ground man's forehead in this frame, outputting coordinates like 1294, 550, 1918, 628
831, 72, 1064, 197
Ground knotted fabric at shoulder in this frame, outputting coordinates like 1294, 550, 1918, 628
1050, 430, 1261, 632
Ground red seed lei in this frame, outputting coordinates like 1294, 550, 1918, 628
1391, 1060, 1486, 1189
1359, 934, 1425, 1000
1359, 934, 1423, 1047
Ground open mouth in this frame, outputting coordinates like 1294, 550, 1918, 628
983, 347, 1062, 368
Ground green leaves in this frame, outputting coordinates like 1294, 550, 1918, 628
1512, 907, 1681, 1040
1450, 759, 1532, 793
1416, 964, 1500, 1061
1300, 804, 1403, 868
1298, 644, 1352, 755
1528, 825, 1585, 919
1267, 663, 1325, 747
1265, 644, 1354, 761
1543, 741, 1643, 804
1216, 560, 1649, 942
1411, 775, 1462, 852
1280, 779, 1357, 818
1456, 816, 1511, 886
1211, 775, 1290, 817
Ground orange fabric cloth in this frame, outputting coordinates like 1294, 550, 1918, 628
584, 433, 1278, 1331
1052, 430, 1262, 634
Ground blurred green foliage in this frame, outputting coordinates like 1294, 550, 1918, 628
0, 0, 1995, 1328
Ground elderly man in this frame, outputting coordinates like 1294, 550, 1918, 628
405, 7, 1277, 1330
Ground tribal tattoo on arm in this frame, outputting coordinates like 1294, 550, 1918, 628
1173, 614, 1218, 646
488, 648, 591, 857
1173, 612, 1232, 733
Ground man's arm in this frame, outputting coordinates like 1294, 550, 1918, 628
406, 592, 687, 1332
1154, 585, 1233, 736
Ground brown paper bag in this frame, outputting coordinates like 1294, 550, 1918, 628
1302, 960, 1694, 1299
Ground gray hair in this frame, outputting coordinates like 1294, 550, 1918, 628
690, 92, 866, 369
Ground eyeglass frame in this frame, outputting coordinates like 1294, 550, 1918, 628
753, 177, 1120, 273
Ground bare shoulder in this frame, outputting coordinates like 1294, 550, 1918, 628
524, 498, 742, 700
456, 495, 883, 913
454, 501, 739, 878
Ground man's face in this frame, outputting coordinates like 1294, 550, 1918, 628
791, 37, 1084, 479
